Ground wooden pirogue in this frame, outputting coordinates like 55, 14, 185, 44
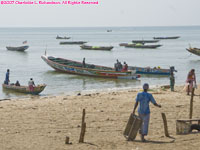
186, 47, 200, 56
6, 45, 29, 52
41, 55, 140, 80
128, 66, 171, 76
153, 36, 180, 40
80, 45, 113, 51
2, 84, 46, 95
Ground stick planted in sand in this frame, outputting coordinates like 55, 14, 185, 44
189, 88, 195, 119
65, 136, 70, 144
79, 109, 86, 143
161, 113, 170, 137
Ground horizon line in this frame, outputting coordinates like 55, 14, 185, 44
0, 25, 200, 28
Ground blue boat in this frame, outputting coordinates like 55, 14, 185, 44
128, 66, 172, 76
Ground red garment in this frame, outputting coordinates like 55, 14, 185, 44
122, 64, 128, 72
29, 85, 34, 92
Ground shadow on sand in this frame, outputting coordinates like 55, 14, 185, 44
132, 136, 175, 144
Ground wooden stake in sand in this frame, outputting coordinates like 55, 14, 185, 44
161, 113, 170, 137
79, 109, 86, 143
65, 136, 70, 144
189, 88, 195, 119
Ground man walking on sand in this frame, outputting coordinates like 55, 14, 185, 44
133, 83, 161, 142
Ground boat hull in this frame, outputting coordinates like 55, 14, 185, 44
153, 36, 180, 40
80, 45, 113, 51
125, 44, 162, 49
128, 66, 170, 76
56, 36, 70, 39
6, 45, 29, 52
60, 41, 87, 45
186, 48, 200, 56
2, 84, 46, 95
41, 55, 139, 80
132, 40, 159, 44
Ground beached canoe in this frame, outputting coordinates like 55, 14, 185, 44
6, 45, 29, 52
41, 55, 140, 80
56, 36, 70, 39
128, 66, 171, 76
60, 41, 87, 45
2, 84, 46, 95
125, 44, 162, 49
80, 45, 113, 51
153, 36, 180, 40
186, 47, 200, 56
132, 40, 159, 44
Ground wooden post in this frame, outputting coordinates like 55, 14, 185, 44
161, 113, 170, 137
79, 109, 86, 143
65, 136, 70, 144
189, 88, 195, 119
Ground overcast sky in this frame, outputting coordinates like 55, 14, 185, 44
0, 0, 200, 27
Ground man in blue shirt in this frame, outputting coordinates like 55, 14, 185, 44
4, 69, 10, 85
133, 83, 161, 142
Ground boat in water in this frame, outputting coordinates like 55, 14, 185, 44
56, 35, 70, 39
6, 45, 29, 52
186, 47, 200, 56
125, 43, 162, 49
128, 66, 171, 76
132, 40, 159, 44
153, 36, 180, 40
2, 84, 46, 95
60, 41, 87, 45
41, 55, 140, 80
80, 45, 113, 51
119, 43, 132, 46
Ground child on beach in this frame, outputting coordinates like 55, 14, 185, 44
132, 83, 161, 142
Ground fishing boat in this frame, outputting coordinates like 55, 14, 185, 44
56, 35, 70, 39
2, 84, 46, 95
41, 55, 140, 80
128, 66, 171, 76
132, 40, 159, 44
153, 36, 180, 40
107, 30, 112, 32
186, 47, 200, 56
119, 43, 134, 46
125, 43, 162, 49
60, 41, 87, 45
6, 45, 29, 52
80, 45, 113, 51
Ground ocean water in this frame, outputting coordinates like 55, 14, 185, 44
0, 26, 200, 99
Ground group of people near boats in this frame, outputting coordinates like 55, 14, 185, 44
114, 59, 128, 72
4, 69, 36, 92
131, 68, 197, 142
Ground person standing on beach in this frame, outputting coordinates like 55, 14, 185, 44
132, 83, 161, 142
4, 69, 10, 85
186, 69, 197, 95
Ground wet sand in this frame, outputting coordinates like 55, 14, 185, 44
0, 85, 200, 150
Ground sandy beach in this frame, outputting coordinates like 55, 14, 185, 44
0, 85, 200, 150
